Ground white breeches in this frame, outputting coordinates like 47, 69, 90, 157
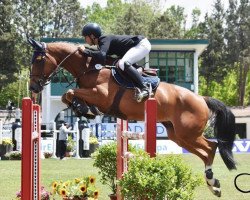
118, 38, 151, 71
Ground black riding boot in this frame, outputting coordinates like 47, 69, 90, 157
124, 61, 150, 102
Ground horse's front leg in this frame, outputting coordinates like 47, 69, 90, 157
62, 93, 71, 107
64, 88, 102, 119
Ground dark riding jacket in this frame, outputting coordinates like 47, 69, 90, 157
83, 35, 145, 64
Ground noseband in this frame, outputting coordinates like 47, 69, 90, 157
30, 43, 79, 88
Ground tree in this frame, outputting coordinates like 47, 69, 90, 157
199, 0, 226, 95
184, 8, 203, 39
199, 70, 238, 106
112, 0, 154, 36
224, 0, 250, 105
148, 6, 185, 39
49, 0, 85, 37
0, 69, 30, 109
85, 0, 126, 34
0, 0, 18, 90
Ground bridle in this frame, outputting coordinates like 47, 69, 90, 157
30, 42, 79, 88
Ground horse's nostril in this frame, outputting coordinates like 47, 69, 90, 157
29, 85, 35, 91
29, 84, 41, 93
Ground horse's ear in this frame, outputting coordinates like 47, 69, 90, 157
27, 38, 44, 50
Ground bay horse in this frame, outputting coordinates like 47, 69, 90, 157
28, 38, 236, 197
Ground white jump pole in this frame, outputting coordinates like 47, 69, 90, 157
52, 122, 57, 158
75, 119, 80, 159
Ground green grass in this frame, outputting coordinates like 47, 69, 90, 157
0, 154, 249, 200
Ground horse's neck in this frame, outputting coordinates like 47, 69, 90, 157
48, 43, 88, 78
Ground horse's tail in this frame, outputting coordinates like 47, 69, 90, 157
204, 97, 237, 170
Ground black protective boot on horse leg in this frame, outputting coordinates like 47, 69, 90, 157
70, 97, 99, 119
124, 61, 150, 102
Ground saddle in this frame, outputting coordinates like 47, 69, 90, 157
111, 66, 160, 91
100, 58, 160, 90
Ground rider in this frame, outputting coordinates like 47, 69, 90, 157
81, 22, 151, 102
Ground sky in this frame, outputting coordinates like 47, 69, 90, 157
80, 0, 229, 28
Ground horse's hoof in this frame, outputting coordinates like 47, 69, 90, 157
207, 179, 221, 197
84, 113, 96, 119
73, 110, 96, 119
214, 190, 221, 197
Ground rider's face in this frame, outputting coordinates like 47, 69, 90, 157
85, 34, 97, 46
84, 36, 93, 45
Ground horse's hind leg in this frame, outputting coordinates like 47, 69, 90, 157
180, 136, 221, 197
163, 121, 220, 197
165, 121, 221, 197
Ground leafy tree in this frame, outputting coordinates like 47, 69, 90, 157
224, 0, 250, 105
199, 0, 226, 95
13, 0, 85, 68
112, 0, 154, 36
184, 8, 203, 39
85, 0, 126, 34
0, 69, 29, 109
148, 6, 185, 39
225, 0, 240, 64
199, 69, 238, 106
49, 0, 85, 37
0, 0, 18, 90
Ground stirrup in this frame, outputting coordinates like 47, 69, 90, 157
135, 84, 152, 103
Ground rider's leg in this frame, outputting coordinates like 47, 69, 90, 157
118, 38, 151, 102
123, 62, 150, 102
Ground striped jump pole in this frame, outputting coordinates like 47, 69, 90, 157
116, 98, 157, 200
21, 97, 41, 200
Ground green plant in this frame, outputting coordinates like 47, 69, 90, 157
92, 142, 117, 195
43, 152, 53, 159
51, 175, 99, 199
119, 154, 202, 200
66, 136, 75, 152
1, 138, 14, 147
5, 151, 21, 160
204, 124, 215, 139
89, 136, 99, 144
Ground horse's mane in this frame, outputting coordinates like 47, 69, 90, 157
47, 41, 85, 53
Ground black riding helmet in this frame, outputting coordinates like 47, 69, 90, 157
82, 23, 102, 38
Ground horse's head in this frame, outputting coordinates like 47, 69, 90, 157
28, 38, 59, 93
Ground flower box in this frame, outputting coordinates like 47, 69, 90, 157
0, 144, 13, 156
82, 144, 99, 157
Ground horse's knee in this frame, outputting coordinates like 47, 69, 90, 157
62, 93, 72, 106
65, 89, 75, 102
61, 93, 67, 103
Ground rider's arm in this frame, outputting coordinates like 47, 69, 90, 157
83, 36, 111, 65
83, 49, 106, 64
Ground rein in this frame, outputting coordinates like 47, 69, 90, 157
31, 46, 79, 88
45, 48, 79, 84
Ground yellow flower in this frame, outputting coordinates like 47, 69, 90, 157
60, 188, 67, 197
52, 181, 58, 188
75, 178, 80, 184
80, 184, 87, 193
89, 176, 96, 185
94, 190, 99, 199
